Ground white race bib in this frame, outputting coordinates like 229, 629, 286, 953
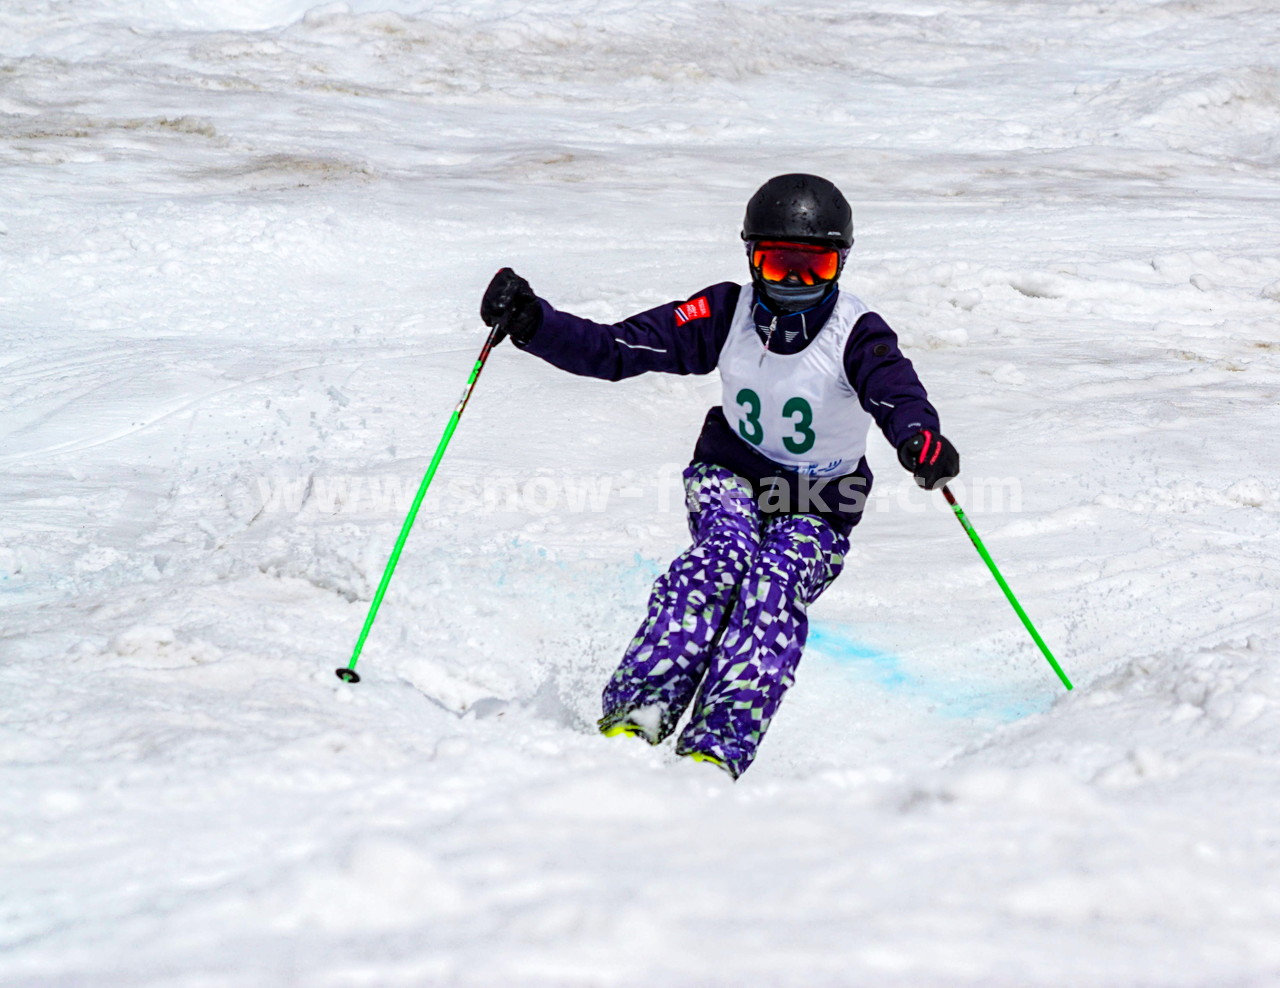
718, 289, 874, 477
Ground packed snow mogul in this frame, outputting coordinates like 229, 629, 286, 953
481, 174, 960, 778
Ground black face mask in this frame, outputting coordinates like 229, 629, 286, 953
758, 279, 833, 314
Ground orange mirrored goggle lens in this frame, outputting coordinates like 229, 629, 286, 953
751, 241, 841, 285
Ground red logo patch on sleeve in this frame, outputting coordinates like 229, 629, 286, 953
674, 296, 711, 325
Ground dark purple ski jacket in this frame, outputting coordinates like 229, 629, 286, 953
517, 282, 939, 533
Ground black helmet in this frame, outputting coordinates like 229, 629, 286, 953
741, 173, 853, 249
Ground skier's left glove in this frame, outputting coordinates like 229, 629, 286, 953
481, 267, 543, 346
897, 429, 960, 490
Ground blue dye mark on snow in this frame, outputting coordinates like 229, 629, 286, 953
629, 552, 663, 582
807, 624, 913, 691
807, 621, 1052, 723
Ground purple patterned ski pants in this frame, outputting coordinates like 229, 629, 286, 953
601, 463, 850, 777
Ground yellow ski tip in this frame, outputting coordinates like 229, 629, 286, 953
601, 723, 645, 739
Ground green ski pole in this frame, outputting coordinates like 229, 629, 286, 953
941, 485, 1073, 691
335, 326, 502, 684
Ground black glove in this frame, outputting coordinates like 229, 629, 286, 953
480, 268, 542, 346
897, 429, 960, 490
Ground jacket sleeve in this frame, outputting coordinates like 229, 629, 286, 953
844, 311, 941, 447
516, 282, 741, 381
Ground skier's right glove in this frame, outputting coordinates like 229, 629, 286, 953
897, 429, 960, 490
481, 267, 543, 346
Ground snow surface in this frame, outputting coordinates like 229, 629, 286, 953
3, 1, 1280, 984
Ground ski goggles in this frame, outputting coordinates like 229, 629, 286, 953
750, 240, 843, 286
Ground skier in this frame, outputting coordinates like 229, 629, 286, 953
480, 174, 959, 778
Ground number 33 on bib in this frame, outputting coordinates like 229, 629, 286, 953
720, 289, 874, 477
